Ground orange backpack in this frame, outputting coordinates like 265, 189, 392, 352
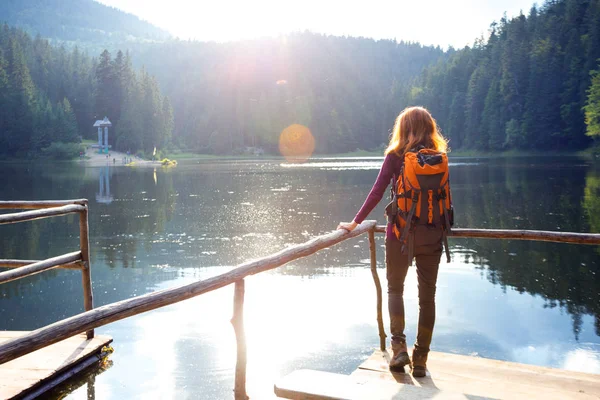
386, 148, 453, 263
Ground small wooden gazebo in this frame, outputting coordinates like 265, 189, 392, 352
93, 117, 112, 154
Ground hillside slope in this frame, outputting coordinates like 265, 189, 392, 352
0, 0, 169, 49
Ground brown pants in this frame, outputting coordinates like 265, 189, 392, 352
386, 225, 442, 361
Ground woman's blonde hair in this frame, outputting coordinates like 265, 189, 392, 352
384, 106, 448, 156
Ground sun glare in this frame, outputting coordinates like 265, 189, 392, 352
96, 0, 537, 48
279, 124, 315, 163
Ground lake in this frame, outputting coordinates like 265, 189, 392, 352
0, 156, 599, 399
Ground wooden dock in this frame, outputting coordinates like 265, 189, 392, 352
0, 331, 112, 400
275, 349, 600, 399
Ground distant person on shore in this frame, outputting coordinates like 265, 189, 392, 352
338, 106, 452, 378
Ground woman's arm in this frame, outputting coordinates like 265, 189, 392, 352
337, 154, 397, 232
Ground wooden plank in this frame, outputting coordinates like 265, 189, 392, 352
0, 331, 112, 400
0, 220, 377, 365
274, 369, 475, 400
354, 349, 600, 400
373, 226, 600, 245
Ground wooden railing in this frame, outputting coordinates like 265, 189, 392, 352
1, 200, 600, 399
0, 200, 94, 339
374, 225, 600, 244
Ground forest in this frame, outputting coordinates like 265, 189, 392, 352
1, 0, 600, 157
0, 24, 173, 158
407, 0, 600, 151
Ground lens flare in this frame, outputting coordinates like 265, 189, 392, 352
279, 124, 315, 163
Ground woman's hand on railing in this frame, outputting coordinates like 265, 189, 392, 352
337, 220, 358, 233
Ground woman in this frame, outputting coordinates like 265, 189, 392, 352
337, 106, 448, 378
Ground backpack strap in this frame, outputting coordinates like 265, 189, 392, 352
442, 232, 450, 263
443, 207, 452, 235
407, 232, 414, 266
399, 190, 419, 252
388, 173, 398, 224
442, 193, 452, 263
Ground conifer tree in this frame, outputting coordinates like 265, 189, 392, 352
584, 68, 600, 139
6, 37, 35, 153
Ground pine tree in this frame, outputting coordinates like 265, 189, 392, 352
95, 49, 118, 131
116, 69, 143, 152
522, 39, 563, 149
140, 69, 162, 155
482, 79, 505, 150
111, 50, 125, 124
584, 68, 600, 139
6, 37, 36, 154
60, 98, 79, 142
0, 51, 10, 152
162, 96, 174, 147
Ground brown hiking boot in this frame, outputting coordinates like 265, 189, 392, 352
411, 365, 426, 377
411, 350, 428, 378
389, 341, 410, 371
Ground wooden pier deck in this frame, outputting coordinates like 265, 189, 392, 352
275, 349, 600, 399
0, 331, 112, 400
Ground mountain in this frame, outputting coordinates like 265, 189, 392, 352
0, 0, 170, 50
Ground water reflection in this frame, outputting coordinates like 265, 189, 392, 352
451, 159, 600, 339
41, 355, 111, 400
95, 166, 113, 204
583, 166, 600, 236
0, 157, 599, 399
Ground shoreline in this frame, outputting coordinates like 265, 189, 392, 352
1, 148, 595, 166
79, 147, 172, 167
162, 149, 596, 161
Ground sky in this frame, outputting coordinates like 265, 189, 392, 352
95, 0, 538, 48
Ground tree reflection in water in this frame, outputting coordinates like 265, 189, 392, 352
451, 158, 600, 339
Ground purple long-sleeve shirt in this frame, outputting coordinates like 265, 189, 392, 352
354, 153, 403, 240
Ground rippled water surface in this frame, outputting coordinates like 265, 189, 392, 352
1, 156, 599, 399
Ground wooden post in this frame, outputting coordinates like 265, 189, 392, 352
79, 202, 94, 339
368, 230, 386, 352
231, 280, 248, 400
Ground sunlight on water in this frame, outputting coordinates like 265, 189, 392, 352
511, 343, 600, 374
281, 159, 480, 170
281, 161, 383, 170
562, 346, 600, 372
